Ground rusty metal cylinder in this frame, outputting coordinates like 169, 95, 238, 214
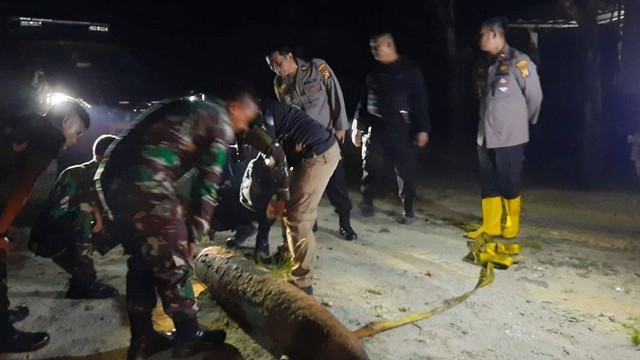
194, 246, 369, 360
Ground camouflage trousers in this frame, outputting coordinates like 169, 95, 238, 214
51, 242, 96, 286
102, 178, 197, 316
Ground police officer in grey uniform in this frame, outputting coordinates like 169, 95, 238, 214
466, 17, 543, 240
266, 46, 357, 241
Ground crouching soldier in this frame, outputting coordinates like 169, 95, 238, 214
29, 134, 120, 299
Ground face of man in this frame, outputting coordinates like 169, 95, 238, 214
370, 37, 394, 63
479, 25, 497, 53
227, 94, 260, 133
60, 113, 86, 148
266, 52, 297, 77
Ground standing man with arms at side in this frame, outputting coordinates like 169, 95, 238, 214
351, 32, 431, 224
0, 100, 90, 353
265, 46, 357, 241
465, 17, 542, 240
95, 89, 257, 359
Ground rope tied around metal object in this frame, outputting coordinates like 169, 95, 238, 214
353, 233, 521, 339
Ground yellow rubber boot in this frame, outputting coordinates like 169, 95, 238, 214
466, 197, 502, 239
502, 196, 521, 239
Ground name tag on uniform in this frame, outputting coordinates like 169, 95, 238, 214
304, 82, 321, 95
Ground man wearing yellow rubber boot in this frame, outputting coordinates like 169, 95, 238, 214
467, 16, 542, 240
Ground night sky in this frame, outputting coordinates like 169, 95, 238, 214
0, 0, 561, 95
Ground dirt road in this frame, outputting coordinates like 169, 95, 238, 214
2, 166, 640, 359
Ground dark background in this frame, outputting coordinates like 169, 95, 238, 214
0, 0, 637, 191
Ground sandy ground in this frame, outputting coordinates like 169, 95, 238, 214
2, 159, 640, 360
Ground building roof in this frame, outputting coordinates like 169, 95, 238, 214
508, 1, 624, 29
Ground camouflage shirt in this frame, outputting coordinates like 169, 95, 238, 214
96, 97, 234, 243
30, 160, 101, 257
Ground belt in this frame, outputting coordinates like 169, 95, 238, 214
94, 176, 114, 221
303, 151, 318, 159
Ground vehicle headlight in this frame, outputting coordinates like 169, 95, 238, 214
45, 92, 91, 108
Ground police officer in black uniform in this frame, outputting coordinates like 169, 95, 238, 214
351, 32, 431, 224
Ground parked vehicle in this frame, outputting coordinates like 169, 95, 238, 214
0, 16, 170, 173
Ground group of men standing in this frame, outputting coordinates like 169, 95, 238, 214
0, 16, 542, 359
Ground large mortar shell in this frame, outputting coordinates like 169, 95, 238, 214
194, 246, 369, 360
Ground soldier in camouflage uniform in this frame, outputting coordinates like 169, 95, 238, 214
95, 90, 258, 359
29, 134, 119, 300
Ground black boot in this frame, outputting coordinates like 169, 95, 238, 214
338, 214, 357, 241
7, 304, 29, 324
396, 198, 415, 225
0, 321, 49, 353
66, 277, 119, 299
172, 314, 226, 358
127, 311, 174, 360
254, 237, 270, 259
225, 223, 257, 248
359, 200, 374, 217
127, 332, 174, 360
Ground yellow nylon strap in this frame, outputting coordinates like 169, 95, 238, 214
354, 233, 519, 340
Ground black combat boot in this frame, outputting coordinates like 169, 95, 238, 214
225, 223, 257, 248
0, 318, 49, 353
127, 311, 174, 360
7, 304, 29, 324
66, 277, 119, 299
338, 214, 357, 241
253, 236, 270, 259
359, 199, 374, 217
396, 198, 415, 225
171, 313, 226, 358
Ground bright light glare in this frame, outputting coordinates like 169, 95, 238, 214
46, 92, 91, 108
188, 94, 206, 102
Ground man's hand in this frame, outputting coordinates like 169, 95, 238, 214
335, 130, 346, 143
267, 199, 286, 220
415, 132, 429, 147
90, 207, 104, 233
0, 234, 10, 256
187, 239, 204, 260
352, 129, 363, 148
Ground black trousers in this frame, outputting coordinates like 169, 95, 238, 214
0, 250, 8, 330
325, 156, 353, 218
361, 134, 416, 207
477, 143, 525, 199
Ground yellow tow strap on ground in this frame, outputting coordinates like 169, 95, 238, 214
353, 233, 520, 339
